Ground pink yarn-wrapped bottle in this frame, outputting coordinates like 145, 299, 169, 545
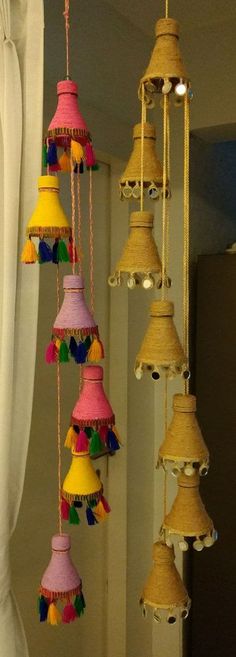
48, 80, 89, 146
72, 365, 115, 428
39, 534, 85, 624
53, 274, 98, 339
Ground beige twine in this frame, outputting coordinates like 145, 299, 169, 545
142, 542, 189, 609
163, 472, 213, 536
136, 300, 185, 367
116, 211, 161, 275
159, 393, 209, 463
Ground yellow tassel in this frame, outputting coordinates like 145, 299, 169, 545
88, 336, 104, 362
20, 238, 38, 264
55, 338, 61, 351
47, 602, 61, 625
59, 149, 71, 172
94, 500, 107, 522
64, 426, 77, 449
71, 139, 84, 164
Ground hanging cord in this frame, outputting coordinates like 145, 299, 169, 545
161, 94, 168, 298
163, 373, 168, 520
89, 168, 95, 315
56, 266, 62, 535
63, 0, 70, 79
165, 0, 169, 18
140, 84, 146, 212
165, 96, 170, 289
77, 173, 83, 276
183, 94, 190, 394
70, 161, 76, 274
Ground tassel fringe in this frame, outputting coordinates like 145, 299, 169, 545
21, 238, 38, 264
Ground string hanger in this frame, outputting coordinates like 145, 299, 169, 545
63, 0, 70, 80
165, 0, 169, 19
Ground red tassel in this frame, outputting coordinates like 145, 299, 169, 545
75, 431, 89, 453
85, 142, 96, 167
101, 495, 111, 514
62, 603, 77, 623
45, 341, 57, 364
61, 498, 70, 520
99, 425, 108, 444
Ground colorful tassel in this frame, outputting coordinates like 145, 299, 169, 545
68, 237, 78, 264
99, 425, 108, 444
92, 163, 99, 171
42, 143, 47, 168
100, 495, 111, 514
57, 240, 69, 263
84, 335, 92, 351
47, 602, 62, 625
74, 500, 83, 508
59, 149, 71, 172
47, 142, 60, 171
45, 340, 57, 364
74, 593, 86, 617
64, 426, 77, 449
69, 505, 80, 525
20, 238, 38, 264
59, 340, 69, 363
107, 429, 120, 451
75, 430, 89, 453
55, 338, 61, 351
88, 336, 104, 362
62, 602, 77, 623
52, 239, 59, 264
93, 499, 108, 522
38, 239, 53, 263
71, 139, 83, 164
74, 163, 78, 174
69, 336, 78, 358
84, 426, 92, 438
86, 506, 98, 526
75, 341, 87, 364
85, 142, 96, 168
61, 498, 70, 520
90, 430, 103, 456
39, 595, 48, 622
79, 161, 84, 174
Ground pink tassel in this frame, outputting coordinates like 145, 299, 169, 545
99, 425, 108, 444
61, 498, 70, 520
101, 495, 111, 514
75, 431, 89, 453
62, 603, 77, 623
85, 142, 96, 167
45, 341, 57, 364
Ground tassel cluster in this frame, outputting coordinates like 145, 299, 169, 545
45, 335, 104, 365
61, 494, 111, 526
42, 139, 98, 173
64, 424, 120, 455
38, 592, 86, 625
21, 237, 75, 265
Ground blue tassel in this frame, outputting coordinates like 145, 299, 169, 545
69, 336, 78, 358
74, 163, 78, 173
79, 161, 84, 174
86, 506, 98, 525
39, 596, 48, 622
38, 240, 52, 263
73, 424, 80, 434
52, 239, 59, 264
107, 430, 120, 451
75, 341, 87, 364
47, 142, 58, 166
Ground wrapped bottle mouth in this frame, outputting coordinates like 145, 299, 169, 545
173, 393, 196, 413
150, 300, 174, 317
52, 533, 70, 551
63, 274, 84, 290
82, 365, 103, 382
38, 175, 59, 191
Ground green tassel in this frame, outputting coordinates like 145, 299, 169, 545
42, 143, 47, 168
69, 505, 80, 525
84, 335, 92, 350
58, 240, 69, 262
84, 426, 92, 438
90, 430, 103, 456
88, 498, 97, 508
59, 341, 69, 363
74, 594, 85, 617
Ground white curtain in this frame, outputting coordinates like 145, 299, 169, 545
0, 1, 44, 655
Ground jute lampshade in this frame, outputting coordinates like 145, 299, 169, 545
108, 211, 161, 290
135, 300, 185, 380
159, 394, 209, 476
141, 542, 190, 623
139, 18, 189, 100
163, 472, 217, 551
38, 534, 85, 624
119, 123, 164, 200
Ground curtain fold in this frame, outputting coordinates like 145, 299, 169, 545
0, 1, 44, 655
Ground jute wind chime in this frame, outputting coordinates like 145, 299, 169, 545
109, 0, 217, 625
21, 0, 120, 626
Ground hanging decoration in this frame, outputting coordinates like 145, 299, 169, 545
135, 301, 185, 380
119, 122, 164, 200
